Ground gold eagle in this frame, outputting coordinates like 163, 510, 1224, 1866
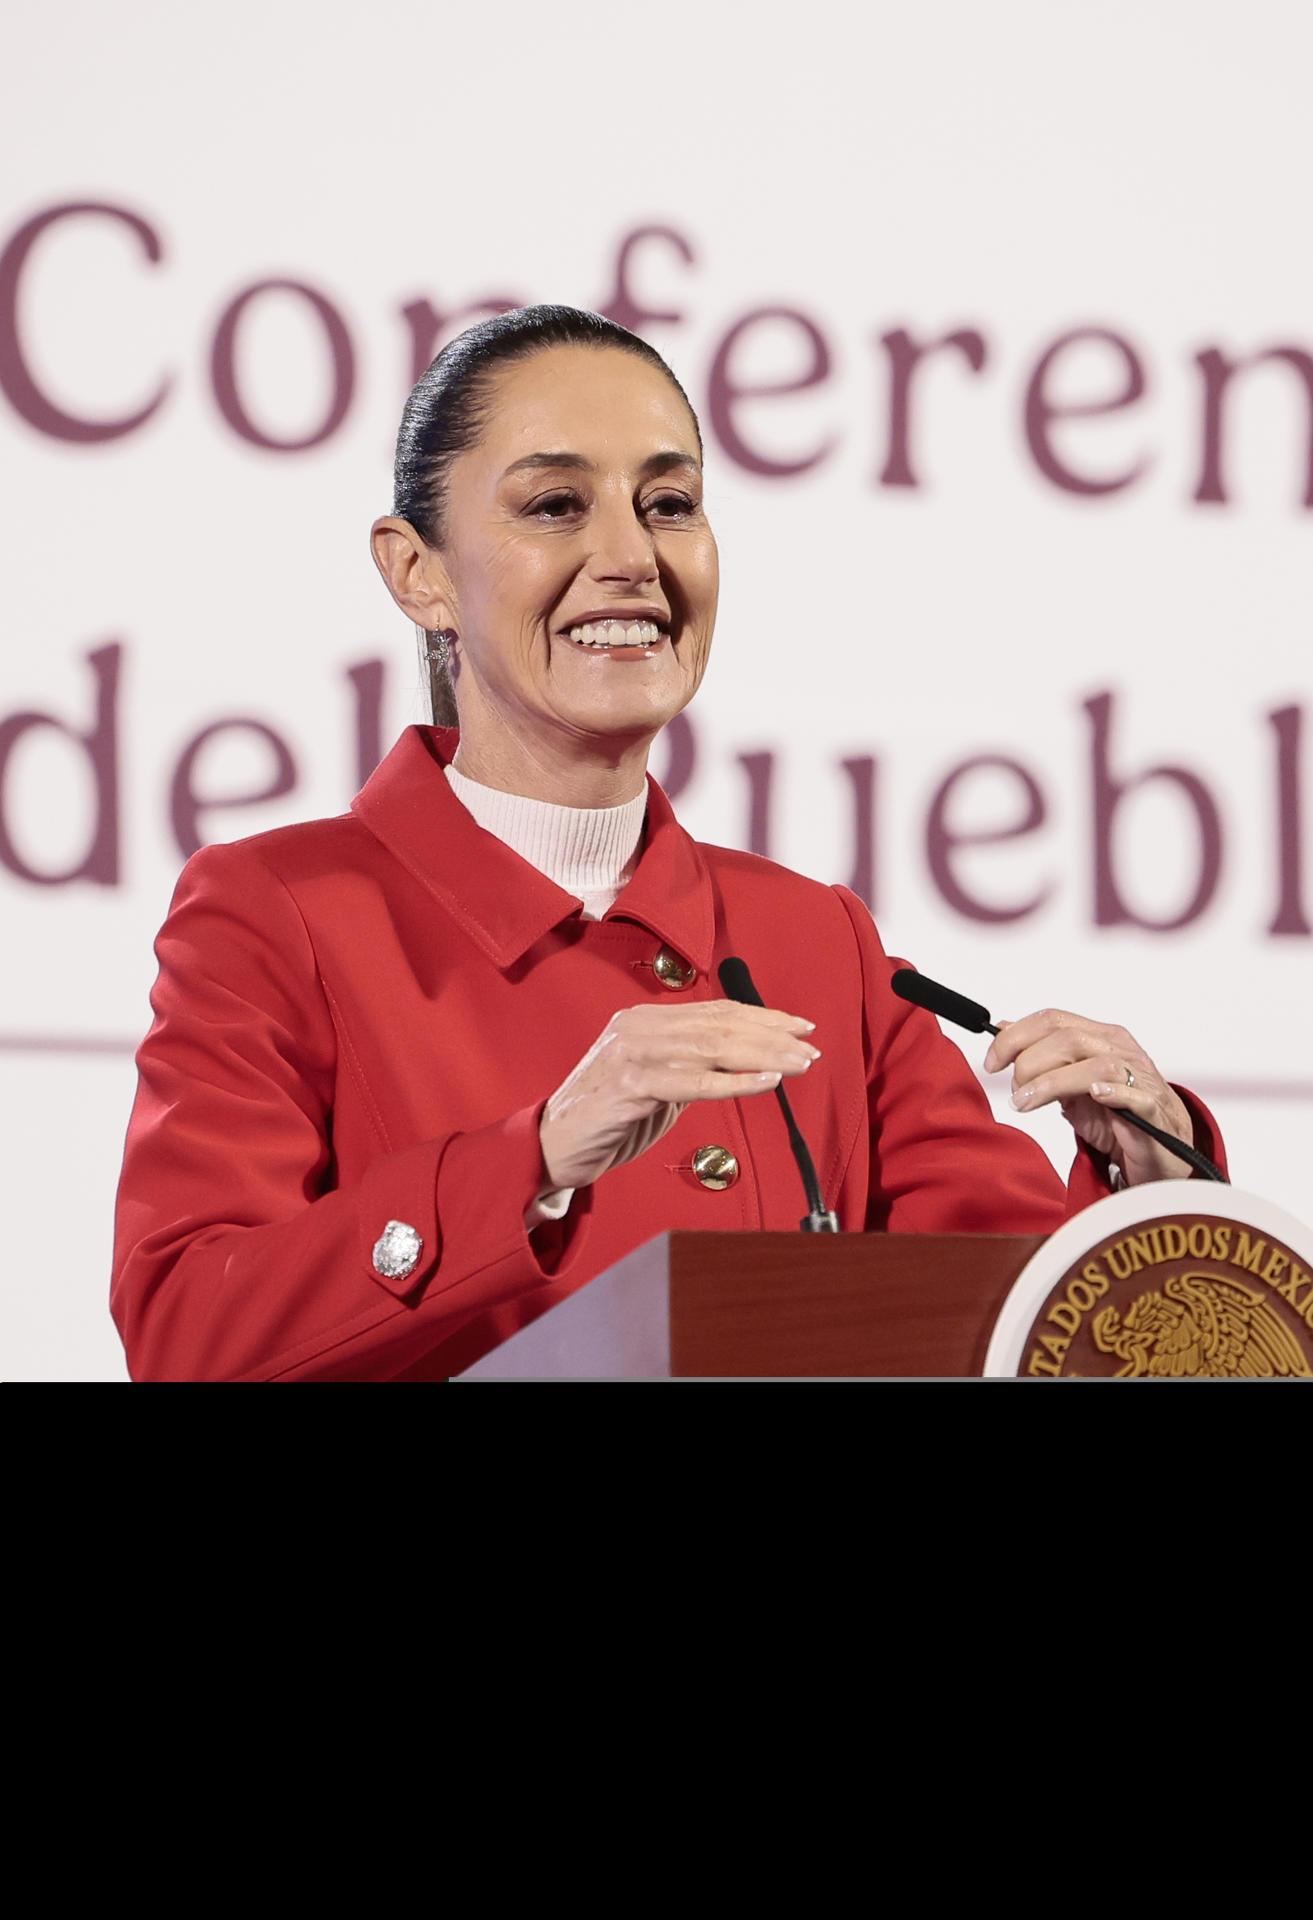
1091, 1270, 1311, 1380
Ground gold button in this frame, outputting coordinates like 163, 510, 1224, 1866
693, 1144, 739, 1191
653, 945, 696, 990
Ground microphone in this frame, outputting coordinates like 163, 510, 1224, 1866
718, 957, 840, 1231
890, 968, 1228, 1184
889, 972, 997, 1036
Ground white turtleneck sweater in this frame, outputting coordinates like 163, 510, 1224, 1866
444, 763, 647, 920
444, 762, 649, 1225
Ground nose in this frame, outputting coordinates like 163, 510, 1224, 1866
587, 493, 659, 588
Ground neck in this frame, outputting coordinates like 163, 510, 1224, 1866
449, 712, 651, 808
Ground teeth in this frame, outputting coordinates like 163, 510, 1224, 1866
567, 620, 663, 648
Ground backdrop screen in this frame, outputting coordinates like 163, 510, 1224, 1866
2, 1, 1307, 1377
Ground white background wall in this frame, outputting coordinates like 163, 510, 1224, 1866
1, 1, 1308, 1378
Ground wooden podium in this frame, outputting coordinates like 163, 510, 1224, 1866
458, 1230, 1046, 1378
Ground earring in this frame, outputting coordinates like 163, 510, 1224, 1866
425, 629, 456, 669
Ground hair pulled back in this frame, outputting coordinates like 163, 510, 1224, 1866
392, 304, 701, 725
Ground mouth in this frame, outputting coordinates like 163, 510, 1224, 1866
560, 617, 669, 652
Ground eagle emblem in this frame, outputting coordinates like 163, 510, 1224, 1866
1092, 1270, 1311, 1379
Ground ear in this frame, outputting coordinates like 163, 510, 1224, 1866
370, 517, 458, 630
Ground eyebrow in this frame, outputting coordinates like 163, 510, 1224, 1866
502, 450, 701, 479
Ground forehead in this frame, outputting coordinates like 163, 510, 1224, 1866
476, 345, 700, 466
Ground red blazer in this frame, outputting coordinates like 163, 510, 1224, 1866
111, 726, 1224, 1380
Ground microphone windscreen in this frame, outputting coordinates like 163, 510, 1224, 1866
891, 968, 993, 1034
718, 956, 764, 1007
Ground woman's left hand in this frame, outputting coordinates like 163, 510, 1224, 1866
983, 1009, 1194, 1185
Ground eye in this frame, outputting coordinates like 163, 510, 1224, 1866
645, 491, 698, 520
528, 489, 586, 520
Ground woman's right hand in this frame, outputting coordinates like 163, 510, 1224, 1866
538, 1000, 820, 1194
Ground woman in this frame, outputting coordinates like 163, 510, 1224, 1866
111, 306, 1222, 1380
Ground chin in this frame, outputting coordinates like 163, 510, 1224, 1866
561, 682, 693, 740
564, 707, 680, 746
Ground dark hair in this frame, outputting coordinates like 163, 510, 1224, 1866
392, 305, 701, 725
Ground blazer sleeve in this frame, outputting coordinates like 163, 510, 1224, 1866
110, 842, 589, 1381
832, 887, 1227, 1230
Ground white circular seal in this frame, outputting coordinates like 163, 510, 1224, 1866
984, 1183, 1313, 1378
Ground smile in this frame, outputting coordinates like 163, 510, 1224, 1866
564, 619, 666, 649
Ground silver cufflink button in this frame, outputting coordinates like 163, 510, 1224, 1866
372, 1219, 422, 1279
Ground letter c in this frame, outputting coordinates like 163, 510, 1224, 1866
0, 201, 170, 441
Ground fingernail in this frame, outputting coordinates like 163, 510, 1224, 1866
1010, 1087, 1033, 1110
803, 1043, 822, 1060
1090, 1081, 1114, 1097
798, 1019, 816, 1033
758, 1071, 782, 1084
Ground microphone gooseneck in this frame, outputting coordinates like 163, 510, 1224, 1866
890, 968, 1228, 1184
718, 957, 840, 1231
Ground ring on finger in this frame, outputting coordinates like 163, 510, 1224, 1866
1124, 1067, 1135, 1088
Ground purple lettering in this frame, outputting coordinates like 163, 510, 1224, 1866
170, 719, 297, 858
878, 327, 988, 488
598, 225, 696, 336
0, 643, 120, 884
346, 659, 386, 790
0, 202, 168, 442
926, 754, 1051, 922
1086, 691, 1222, 929
1024, 327, 1149, 495
1194, 345, 1313, 509
1268, 705, 1310, 935
736, 750, 775, 856
840, 755, 879, 911
708, 307, 835, 477
211, 279, 354, 451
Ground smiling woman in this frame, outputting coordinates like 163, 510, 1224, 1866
370, 313, 718, 799
109, 305, 1225, 1382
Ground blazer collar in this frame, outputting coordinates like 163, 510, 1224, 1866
351, 727, 715, 975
